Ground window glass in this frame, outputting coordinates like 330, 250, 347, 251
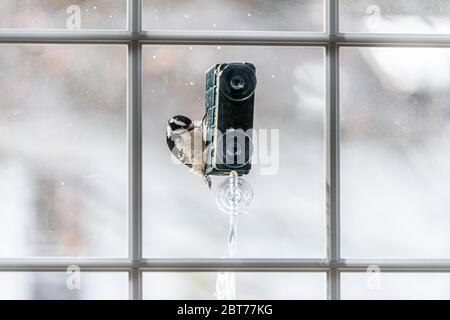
0, 0, 127, 30
340, 0, 450, 34
142, 45, 326, 258
341, 47, 450, 258
0, 272, 128, 300
143, 0, 324, 32
342, 273, 450, 300
0, 44, 128, 258
143, 272, 327, 300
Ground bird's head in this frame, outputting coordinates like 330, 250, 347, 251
167, 115, 195, 138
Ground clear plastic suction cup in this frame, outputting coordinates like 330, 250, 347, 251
215, 171, 253, 215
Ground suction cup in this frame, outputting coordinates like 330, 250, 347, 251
215, 172, 253, 215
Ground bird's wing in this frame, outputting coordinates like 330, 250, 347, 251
190, 124, 204, 169
193, 124, 213, 189
167, 135, 193, 169
167, 122, 212, 189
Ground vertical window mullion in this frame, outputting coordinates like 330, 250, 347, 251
129, 0, 143, 300
326, 0, 341, 300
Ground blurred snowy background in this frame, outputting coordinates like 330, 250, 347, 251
340, 0, 450, 34
0, 43, 129, 299
142, 0, 324, 31
341, 273, 450, 300
0, 0, 127, 29
1, 0, 450, 300
341, 47, 450, 259
143, 272, 327, 300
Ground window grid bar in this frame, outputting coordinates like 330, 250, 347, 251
129, 0, 143, 301
3, 259, 450, 272
326, 0, 340, 301
3, 31, 450, 46
1, 0, 449, 300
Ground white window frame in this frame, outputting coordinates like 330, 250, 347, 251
0, 0, 449, 300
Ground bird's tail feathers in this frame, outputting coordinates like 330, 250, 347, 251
203, 175, 212, 190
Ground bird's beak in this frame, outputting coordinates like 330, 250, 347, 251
188, 123, 195, 131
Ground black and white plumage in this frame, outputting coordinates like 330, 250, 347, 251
166, 115, 212, 189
